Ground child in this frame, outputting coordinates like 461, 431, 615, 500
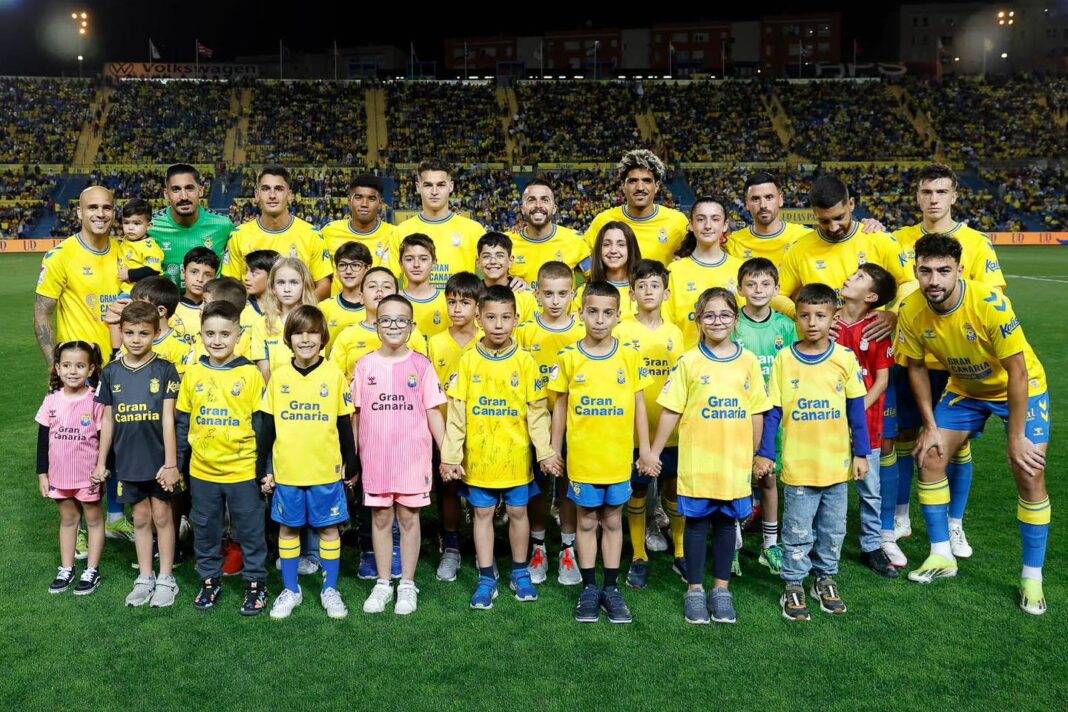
251, 257, 319, 381
427, 271, 483, 583
399, 233, 450, 338
243, 249, 281, 319
331, 266, 429, 383
573, 222, 640, 321
117, 198, 163, 294
516, 261, 586, 585
176, 300, 270, 616
754, 283, 871, 621
352, 295, 446, 615
320, 241, 371, 352
93, 301, 182, 607
642, 287, 771, 624
201, 277, 253, 361
614, 259, 685, 589
172, 246, 220, 346
477, 232, 538, 323
549, 281, 651, 624
259, 305, 358, 620
128, 276, 193, 376
440, 286, 562, 609
36, 341, 105, 595
666, 197, 745, 350
734, 257, 798, 574
836, 264, 899, 576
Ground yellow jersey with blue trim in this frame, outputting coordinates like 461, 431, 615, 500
584, 204, 690, 267
318, 295, 366, 355
321, 218, 396, 295
118, 237, 164, 293
615, 318, 685, 447
329, 321, 429, 383
893, 221, 1006, 290
507, 225, 590, 286
403, 288, 450, 338
725, 220, 809, 266
515, 314, 585, 409
390, 212, 483, 288
222, 216, 333, 283
573, 280, 636, 322
665, 252, 747, 350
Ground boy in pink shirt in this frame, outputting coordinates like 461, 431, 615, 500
352, 294, 446, 615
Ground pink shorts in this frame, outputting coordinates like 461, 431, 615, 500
48, 485, 101, 503
364, 491, 431, 509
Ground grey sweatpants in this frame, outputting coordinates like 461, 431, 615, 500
190, 477, 268, 583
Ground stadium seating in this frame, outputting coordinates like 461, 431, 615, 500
385, 82, 504, 164
246, 82, 368, 164
0, 169, 59, 201
0, 78, 94, 163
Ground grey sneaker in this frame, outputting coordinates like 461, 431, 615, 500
298, 556, 320, 576
436, 549, 461, 582
709, 588, 737, 624
684, 589, 710, 624
811, 577, 847, 615
126, 574, 156, 607
150, 574, 179, 608
320, 587, 348, 619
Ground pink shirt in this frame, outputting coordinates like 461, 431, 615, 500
352, 350, 446, 495
35, 389, 104, 489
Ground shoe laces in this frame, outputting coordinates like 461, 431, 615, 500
79, 567, 97, 582
560, 548, 575, 568
322, 588, 343, 606
530, 548, 546, 567
785, 587, 805, 607
818, 579, 841, 601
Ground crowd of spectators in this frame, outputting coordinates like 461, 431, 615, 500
246, 82, 367, 165
391, 166, 518, 231
0, 79, 94, 163
982, 165, 1067, 231
385, 82, 504, 164
0, 168, 58, 201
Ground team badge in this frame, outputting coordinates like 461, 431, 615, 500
859, 338, 869, 351
281, 385, 290, 394
774, 335, 784, 350
511, 371, 520, 388
150, 378, 160, 394
617, 368, 626, 385
433, 312, 442, 325
452, 233, 462, 247
658, 228, 667, 244
232, 382, 243, 397
289, 244, 298, 258
744, 374, 750, 391
964, 323, 977, 342
407, 374, 418, 388
275, 499, 283, 515
857, 251, 867, 265
554, 251, 563, 261
666, 338, 674, 352
572, 482, 582, 496
320, 384, 329, 398
836, 379, 844, 392
204, 238, 213, 250
80, 413, 92, 427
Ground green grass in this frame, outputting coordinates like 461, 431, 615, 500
2, 249, 1066, 711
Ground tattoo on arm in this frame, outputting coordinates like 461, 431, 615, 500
33, 295, 57, 363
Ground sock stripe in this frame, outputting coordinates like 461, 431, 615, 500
320, 539, 341, 560
1018, 497, 1052, 526
278, 536, 301, 559
918, 478, 950, 506
880, 451, 898, 467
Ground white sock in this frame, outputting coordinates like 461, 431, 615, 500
948, 517, 963, 530
376, 578, 390, 587
400, 578, 415, 588
931, 541, 953, 560
1022, 565, 1043, 582
561, 532, 576, 547
106, 512, 124, 524
895, 504, 909, 519
735, 521, 743, 550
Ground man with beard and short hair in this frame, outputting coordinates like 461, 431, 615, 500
507, 180, 589, 288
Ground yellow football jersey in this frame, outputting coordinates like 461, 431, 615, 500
665, 253, 747, 349
507, 225, 590, 286
261, 359, 354, 486
318, 296, 365, 356
118, 237, 165, 293
403, 288, 450, 338
767, 343, 868, 487
428, 328, 479, 402
896, 280, 1046, 401
152, 327, 192, 377
547, 339, 651, 485
658, 343, 772, 500
573, 280, 636, 322
615, 318, 684, 446
584, 205, 689, 267
390, 213, 483, 288
223, 216, 333, 283
499, 288, 540, 325
447, 343, 544, 488
249, 315, 292, 373
177, 356, 265, 484
894, 222, 1006, 290
321, 219, 396, 294
725, 221, 808, 266
35, 234, 121, 363
516, 314, 585, 409
329, 321, 429, 383
171, 299, 202, 346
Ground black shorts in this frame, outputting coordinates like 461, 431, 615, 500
117, 478, 177, 504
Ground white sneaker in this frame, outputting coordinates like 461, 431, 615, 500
881, 540, 908, 568
125, 574, 156, 607
436, 549, 461, 582
557, 546, 581, 586
395, 581, 419, 615
320, 587, 348, 619
179, 515, 192, 542
949, 526, 973, 559
363, 581, 394, 613
298, 556, 320, 576
529, 544, 548, 584
150, 574, 179, 608
893, 515, 912, 541
645, 528, 669, 553
269, 588, 303, 619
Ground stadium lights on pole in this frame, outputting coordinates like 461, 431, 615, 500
72, 11, 89, 78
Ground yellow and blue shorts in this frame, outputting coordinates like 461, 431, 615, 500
935, 390, 1051, 445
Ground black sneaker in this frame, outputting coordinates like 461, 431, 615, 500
860, 548, 899, 578
599, 585, 633, 624
574, 584, 601, 623
49, 566, 76, 594
810, 577, 848, 615
626, 560, 650, 589
194, 578, 222, 611
671, 556, 687, 582
241, 581, 269, 616
780, 583, 810, 622
73, 567, 101, 596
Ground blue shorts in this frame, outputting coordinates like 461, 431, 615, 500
463, 481, 540, 509
893, 365, 950, 433
532, 442, 566, 488
882, 379, 898, 440
271, 481, 350, 529
567, 480, 632, 509
935, 390, 1051, 445
631, 446, 679, 485
678, 495, 753, 520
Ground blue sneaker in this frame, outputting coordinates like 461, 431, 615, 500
599, 585, 633, 624
574, 584, 600, 623
357, 551, 377, 580
510, 569, 538, 602
391, 546, 402, 579
626, 560, 651, 589
470, 576, 498, 610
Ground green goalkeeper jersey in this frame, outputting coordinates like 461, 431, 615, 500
734, 308, 797, 382
150, 206, 233, 290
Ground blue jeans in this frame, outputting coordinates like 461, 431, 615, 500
781, 482, 847, 584
856, 452, 882, 553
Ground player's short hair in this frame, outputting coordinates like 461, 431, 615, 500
677, 196, 728, 258
809, 174, 851, 210
130, 275, 180, 318
916, 164, 959, 190
166, 163, 202, 185
246, 249, 281, 273
348, 173, 384, 196
121, 198, 152, 221
257, 165, 291, 186
522, 178, 554, 196
201, 299, 242, 326
334, 241, 373, 266
183, 246, 220, 271
203, 277, 247, 311
738, 257, 780, 285
631, 259, 669, 288
616, 149, 666, 184
694, 287, 739, 319
119, 299, 161, 331
477, 231, 513, 256
856, 264, 897, 310
581, 280, 621, 309
376, 293, 414, 317
417, 159, 451, 178
399, 233, 436, 261
590, 221, 641, 283
537, 261, 574, 287
795, 283, 838, 308
362, 265, 399, 290
479, 284, 517, 312
744, 171, 782, 194
914, 233, 963, 265
284, 305, 330, 349
444, 271, 484, 301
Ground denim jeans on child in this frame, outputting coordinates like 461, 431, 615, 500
781, 482, 848, 584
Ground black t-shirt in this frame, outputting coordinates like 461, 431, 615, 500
95, 355, 180, 481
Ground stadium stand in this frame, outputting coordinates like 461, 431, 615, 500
245, 81, 368, 164
0, 78, 94, 163
385, 82, 505, 164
